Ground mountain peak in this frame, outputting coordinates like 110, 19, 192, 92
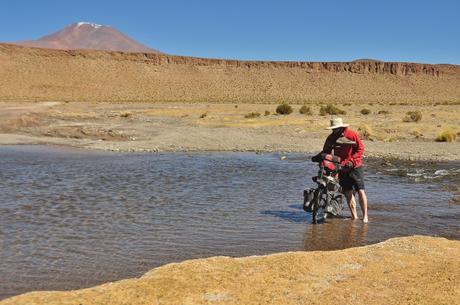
11, 22, 160, 53
75, 22, 106, 29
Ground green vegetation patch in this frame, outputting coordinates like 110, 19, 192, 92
299, 105, 313, 115
403, 111, 422, 122
319, 104, 347, 116
276, 103, 293, 115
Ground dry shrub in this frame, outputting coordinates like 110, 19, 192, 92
244, 112, 261, 119
276, 103, 293, 115
435, 130, 457, 142
199, 113, 207, 119
319, 104, 346, 116
264, 110, 270, 116
410, 129, 423, 138
358, 124, 374, 141
360, 108, 371, 115
403, 111, 422, 122
385, 135, 406, 142
299, 105, 312, 115
378, 110, 389, 115
120, 112, 132, 118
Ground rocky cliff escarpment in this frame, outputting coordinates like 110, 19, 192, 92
1, 43, 459, 103
1, 236, 459, 305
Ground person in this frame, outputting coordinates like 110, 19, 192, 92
315, 117, 369, 223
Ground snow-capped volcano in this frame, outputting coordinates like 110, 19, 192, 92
76, 22, 105, 29
12, 22, 160, 53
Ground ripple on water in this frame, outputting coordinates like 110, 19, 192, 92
0, 146, 459, 299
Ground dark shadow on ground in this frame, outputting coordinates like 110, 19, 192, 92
261, 208, 311, 223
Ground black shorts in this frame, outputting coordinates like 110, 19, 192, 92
339, 166, 365, 191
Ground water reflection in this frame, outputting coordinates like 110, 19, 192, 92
303, 219, 369, 251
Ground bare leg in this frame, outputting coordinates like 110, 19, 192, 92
344, 190, 358, 220
357, 189, 369, 223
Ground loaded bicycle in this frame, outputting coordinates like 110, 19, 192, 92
303, 137, 355, 224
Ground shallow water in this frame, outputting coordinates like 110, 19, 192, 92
0, 146, 459, 299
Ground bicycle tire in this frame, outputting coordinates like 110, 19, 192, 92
312, 188, 327, 224
312, 189, 320, 224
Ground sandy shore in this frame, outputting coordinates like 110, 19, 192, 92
2, 236, 459, 305
0, 101, 459, 161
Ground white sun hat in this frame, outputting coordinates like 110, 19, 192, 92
326, 117, 349, 130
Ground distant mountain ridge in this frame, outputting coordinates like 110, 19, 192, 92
11, 22, 160, 53
1, 42, 459, 104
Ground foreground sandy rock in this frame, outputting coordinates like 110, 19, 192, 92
2, 236, 459, 305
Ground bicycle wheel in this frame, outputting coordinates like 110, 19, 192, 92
312, 189, 321, 224
312, 188, 326, 224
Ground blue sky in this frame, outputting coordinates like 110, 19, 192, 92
1, 0, 459, 64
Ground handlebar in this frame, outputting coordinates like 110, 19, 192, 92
311, 153, 341, 164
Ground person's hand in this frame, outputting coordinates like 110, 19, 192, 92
311, 153, 322, 163
343, 161, 354, 171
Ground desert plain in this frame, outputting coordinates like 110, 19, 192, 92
0, 100, 459, 161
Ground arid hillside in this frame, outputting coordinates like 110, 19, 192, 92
1, 43, 459, 103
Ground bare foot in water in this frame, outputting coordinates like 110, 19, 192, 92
363, 217, 369, 223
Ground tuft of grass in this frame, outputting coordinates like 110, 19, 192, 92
264, 110, 270, 116
319, 104, 346, 116
403, 111, 422, 123
378, 110, 389, 115
120, 112, 132, 118
435, 130, 457, 142
299, 105, 313, 115
360, 108, 371, 115
410, 129, 423, 138
276, 102, 293, 115
451, 196, 460, 205
244, 112, 261, 119
358, 124, 374, 140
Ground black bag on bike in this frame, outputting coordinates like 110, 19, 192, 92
303, 188, 315, 212
324, 191, 344, 216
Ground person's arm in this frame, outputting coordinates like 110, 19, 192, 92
322, 136, 334, 154
350, 133, 364, 167
312, 135, 333, 162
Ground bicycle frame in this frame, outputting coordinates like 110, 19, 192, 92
305, 158, 343, 224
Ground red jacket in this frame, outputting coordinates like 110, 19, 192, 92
322, 127, 364, 168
